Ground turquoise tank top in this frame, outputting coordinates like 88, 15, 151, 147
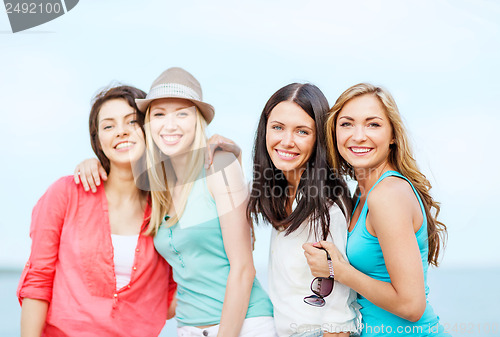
347, 171, 446, 336
154, 171, 273, 327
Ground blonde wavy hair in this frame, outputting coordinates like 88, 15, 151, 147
144, 106, 207, 236
326, 83, 447, 266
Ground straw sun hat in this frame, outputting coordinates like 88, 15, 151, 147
135, 67, 214, 124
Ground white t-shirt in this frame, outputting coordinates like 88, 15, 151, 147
268, 202, 360, 336
111, 234, 139, 290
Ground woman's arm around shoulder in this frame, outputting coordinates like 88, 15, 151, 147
73, 158, 107, 193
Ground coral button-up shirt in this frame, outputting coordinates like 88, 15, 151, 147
17, 176, 176, 337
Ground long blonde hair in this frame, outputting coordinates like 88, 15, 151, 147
326, 83, 447, 266
144, 107, 207, 236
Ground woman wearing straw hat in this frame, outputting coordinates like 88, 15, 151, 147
18, 86, 177, 337
142, 67, 274, 337
76, 68, 276, 336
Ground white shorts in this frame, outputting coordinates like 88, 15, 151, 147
177, 316, 277, 337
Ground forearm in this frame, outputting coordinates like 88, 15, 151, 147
21, 298, 49, 337
339, 265, 424, 321
217, 265, 255, 337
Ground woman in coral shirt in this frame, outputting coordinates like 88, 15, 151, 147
18, 86, 176, 337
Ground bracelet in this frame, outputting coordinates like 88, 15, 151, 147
325, 250, 334, 279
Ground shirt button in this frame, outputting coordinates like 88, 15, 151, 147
113, 293, 118, 298
202, 330, 208, 336
136, 248, 140, 252
127, 285, 131, 288
133, 266, 137, 270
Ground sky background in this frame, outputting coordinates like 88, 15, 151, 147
1, 0, 499, 276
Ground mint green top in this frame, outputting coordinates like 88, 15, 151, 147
347, 171, 446, 336
154, 172, 273, 327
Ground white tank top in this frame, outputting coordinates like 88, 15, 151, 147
111, 234, 139, 290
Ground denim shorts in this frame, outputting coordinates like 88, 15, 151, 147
289, 328, 323, 337
177, 316, 277, 337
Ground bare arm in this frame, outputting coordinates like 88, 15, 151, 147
207, 152, 255, 337
304, 179, 426, 322
20, 298, 48, 337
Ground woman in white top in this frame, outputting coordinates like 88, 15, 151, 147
247, 83, 360, 337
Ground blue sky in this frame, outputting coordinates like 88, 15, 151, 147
1, 0, 499, 271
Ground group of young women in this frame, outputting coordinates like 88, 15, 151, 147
18, 67, 449, 336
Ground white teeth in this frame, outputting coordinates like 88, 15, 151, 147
162, 135, 181, 142
115, 142, 133, 149
351, 148, 371, 153
277, 150, 297, 158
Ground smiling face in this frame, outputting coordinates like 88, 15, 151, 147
336, 94, 394, 173
266, 101, 316, 184
148, 98, 197, 157
97, 99, 146, 168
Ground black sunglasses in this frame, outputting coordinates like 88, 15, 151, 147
303, 248, 335, 307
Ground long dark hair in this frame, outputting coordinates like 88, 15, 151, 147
247, 83, 352, 240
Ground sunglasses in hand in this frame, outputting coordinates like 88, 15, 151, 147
303, 247, 335, 307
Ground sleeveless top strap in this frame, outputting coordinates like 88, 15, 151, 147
352, 170, 399, 217
351, 170, 427, 237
